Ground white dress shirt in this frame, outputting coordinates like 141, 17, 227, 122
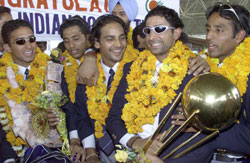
120, 60, 163, 148
18, 65, 30, 80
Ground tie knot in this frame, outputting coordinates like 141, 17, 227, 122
25, 69, 29, 75
24, 69, 29, 80
109, 69, 115, 76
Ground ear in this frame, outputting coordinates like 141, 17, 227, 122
94, 38, 100, 49
173, 28, 182, 41
235, 30, 246, 45
3, 43, 11, 53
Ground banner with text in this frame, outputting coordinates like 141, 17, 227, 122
1, 0, 179, 41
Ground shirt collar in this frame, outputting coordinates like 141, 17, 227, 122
18, 65, 31, 79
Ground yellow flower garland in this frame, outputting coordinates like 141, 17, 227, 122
86, 45, 139, 138
62, 51, 84, 103
0, 48, 49, 155
127, 26, 133, 46
122, 41, 195, 134
207, 37, 250, 96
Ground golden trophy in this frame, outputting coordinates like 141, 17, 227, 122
144, 72, 241, 159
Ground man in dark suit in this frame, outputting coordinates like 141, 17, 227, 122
74, 14, 132, 163
172, 3, 250, 163
47, 16, 98, 162
204, 3, 250, 162
106, 6, 216, 163
0, 124, 16, 163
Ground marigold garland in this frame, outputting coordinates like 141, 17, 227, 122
86, 45, 139, 138
127, 26, 133, 46
122, 41, 195, 134
62, 51, 84, 103
207, 37, 250, 96
0, 48, 49, 155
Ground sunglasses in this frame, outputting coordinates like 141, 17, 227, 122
143, 25, 175, 35
14, 36, 36, 45
219, 4, 242, 27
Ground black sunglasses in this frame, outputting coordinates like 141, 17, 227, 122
143, 25, 175, 35
14, 36, 36, 45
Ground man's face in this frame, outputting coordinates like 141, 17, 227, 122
206, 12, 241, 62
63, 25, 88, 60
95, 22, 127, 68
112, 4, 129, 27
145, 16, 178, 61
4, 27, 36, 67
0, 13, 12, 45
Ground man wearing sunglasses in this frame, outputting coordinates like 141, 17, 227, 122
106, 6, 216, 162
172, 3, 250, 163
0, 19, 67, 162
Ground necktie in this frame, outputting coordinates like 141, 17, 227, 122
24, 69, 29, 80
98, 69, 115, 156
98, 129, 114, 156
106, 69, 115, 94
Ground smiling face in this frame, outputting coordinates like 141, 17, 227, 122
4, 27, 36, 67
206, 12, 243, 62
145, 15, 180, 62
63, 25, 88, 60
94, 22, 127, 68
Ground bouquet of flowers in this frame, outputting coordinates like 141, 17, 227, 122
114, 145, 150, 163
35, 91, 70, 155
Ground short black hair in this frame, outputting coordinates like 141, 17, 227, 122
145, 6, 184, 29
2, 19, 33, 45
132, 21, 146, 49
0, 6, 11, 16
206, 3, 250, 38
90, 14, 127, 46
59, 15, 90, 39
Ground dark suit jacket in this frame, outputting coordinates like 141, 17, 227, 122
61, 71, 93, 141
214, 75, 250, 155
74, 84, 95, 142
106, 62, 216, 163
0, 124, 16, 163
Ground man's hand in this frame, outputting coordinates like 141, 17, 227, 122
70, 138, 85, 163
171, 108, 198, 132
188, 56, 210, 76
145, 134, 164, 162
76, 52, 99, 86
46, 108, 60, 129
85, 148, 100, 163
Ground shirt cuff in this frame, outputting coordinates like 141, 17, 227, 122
119, 133, 136, 149
69, 130, 79, 140
4, 158, 16, 163
82, 134, 95, 148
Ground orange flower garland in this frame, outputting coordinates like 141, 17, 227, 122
86, 45, 139, 138
122, 41, 195, 134
0, 48, 49, 156
207, 37, 250, 96
62, 51, 84, 103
